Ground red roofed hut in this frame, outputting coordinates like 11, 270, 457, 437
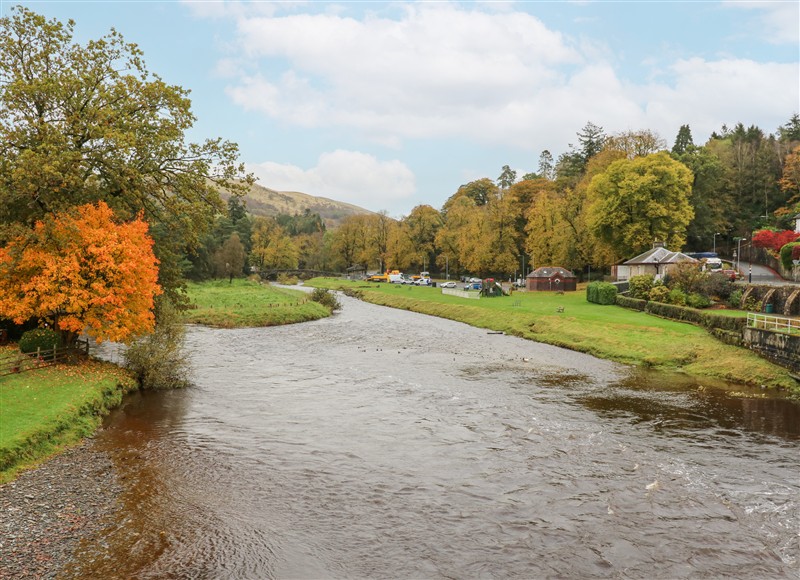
526, 267, 577, 292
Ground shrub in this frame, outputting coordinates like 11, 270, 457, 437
780, 242, 800, 271
706, 273, 735, 300
124, 297, 191, 390
686, 292, 711, 309
668, 287, 687, 306
668, 261, 707, 294
277, 273, 299, 285
628, 275, 654, 300
586, 281, 617, 305
728, 289, 743, 308
310, 288, 341, 311
742, 296, 760, 312
648, 285, 670, 303
19, 328, 62, 354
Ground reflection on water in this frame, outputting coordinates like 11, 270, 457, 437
67, 295, 799, 579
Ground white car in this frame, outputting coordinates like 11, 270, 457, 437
415, 278, 432, 286
440, 281, 456, 288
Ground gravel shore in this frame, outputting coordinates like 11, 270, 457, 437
0, 438, 121, 579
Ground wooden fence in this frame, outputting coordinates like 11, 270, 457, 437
0, 340, 90, 378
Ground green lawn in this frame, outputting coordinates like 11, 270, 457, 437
183, 278, 330, 327
0, 352, 136, 482
308, 278, 795, 391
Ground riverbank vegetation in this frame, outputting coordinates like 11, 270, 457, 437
183, 279, 330, 328
0, 351, 137, 483
308, 278, 797, 393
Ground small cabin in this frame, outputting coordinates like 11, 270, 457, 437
526, 267, 577, 292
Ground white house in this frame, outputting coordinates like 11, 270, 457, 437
613, 242, 698, 281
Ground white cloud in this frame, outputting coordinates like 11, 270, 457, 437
224, 5, 584, 146
219, 2, 798, 154
641, 58, 799, 140
248, 150, 416, 211
723, 1, 800, 44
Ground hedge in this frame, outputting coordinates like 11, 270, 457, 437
615, 295, 647, 311
643, 301, 746, 333
586, 281, 618, 305
614, 294, 747, 335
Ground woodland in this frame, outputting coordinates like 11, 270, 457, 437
197, 117, 800, 281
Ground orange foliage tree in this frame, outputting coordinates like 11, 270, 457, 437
0, 202, 161, 343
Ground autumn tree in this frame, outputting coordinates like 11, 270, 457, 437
0, 7, 252, 300
213, 232, 246, 283
605, 129, 666, 159
250, 218, 299, 271
0, 202, 161, 344
586, 152, 694, 262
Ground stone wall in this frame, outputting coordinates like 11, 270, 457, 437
743, 327, 800, 373
740, 284, 800, 316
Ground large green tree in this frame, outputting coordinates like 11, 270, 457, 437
0, 7, 252, 299
586, 152, 694, 261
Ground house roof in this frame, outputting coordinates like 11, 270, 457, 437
623, 246, 698, 266
526, 266, 576, 279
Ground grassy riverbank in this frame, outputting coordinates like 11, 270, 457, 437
308, 278, 797, 393
0, 352, 137, 483
183, 278, 330, 328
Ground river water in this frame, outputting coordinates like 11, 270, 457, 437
67, 294, 799, 579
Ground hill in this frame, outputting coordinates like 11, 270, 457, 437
229, 182, 375, 228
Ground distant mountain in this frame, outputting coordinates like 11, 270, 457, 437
228, 182, 375, 228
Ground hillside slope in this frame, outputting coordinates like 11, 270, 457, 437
232, 182, 374, 228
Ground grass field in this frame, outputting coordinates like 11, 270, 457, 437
308, 278, 795, 392
183, 278, 331, 328
0, 352, 137, 482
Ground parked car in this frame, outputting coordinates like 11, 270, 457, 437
415, 278, 432, 286
464, 281, 482, 291
440, 281, 456, 288
720, 269, 739, 281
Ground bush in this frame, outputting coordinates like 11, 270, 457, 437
310, 288, 341, 311
19, 328, 62, 354
706, 273, 735, 300
686, 292, 711, 309
277, 273, 299, 285
124, 297, 191, 389
628, 275, 654, 300
648, 285, 670, 303
668, 287, 687, 306
780, 242, 800, 271
586, 281, 617, 305
728, 289, 743, 308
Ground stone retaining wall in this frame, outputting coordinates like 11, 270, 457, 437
743, 327, 800, 373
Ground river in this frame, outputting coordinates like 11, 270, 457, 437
65, 294, 799, 579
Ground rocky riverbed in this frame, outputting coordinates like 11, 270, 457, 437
0, 438, 120, 579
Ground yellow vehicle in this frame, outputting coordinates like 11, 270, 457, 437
366, 269, 401, 283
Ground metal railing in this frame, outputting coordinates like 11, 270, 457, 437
441, 288, 481, 299
746, 313, 800, 335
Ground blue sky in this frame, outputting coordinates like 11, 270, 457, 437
5, 0, 799, 217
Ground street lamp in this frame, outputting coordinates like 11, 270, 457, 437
713, 232, 720, 254
735, 237, 747, 273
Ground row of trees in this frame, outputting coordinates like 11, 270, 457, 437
317, 118, 800, 279
203, 116, 800, 283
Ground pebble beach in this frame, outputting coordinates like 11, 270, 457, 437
0, 439, 121, 579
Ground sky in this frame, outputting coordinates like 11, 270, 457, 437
4, 1, 799, 218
